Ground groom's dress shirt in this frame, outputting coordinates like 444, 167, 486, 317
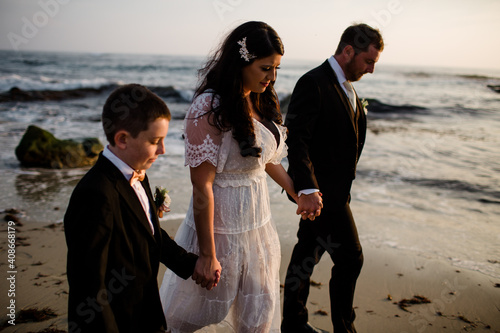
328, 55, 356, 113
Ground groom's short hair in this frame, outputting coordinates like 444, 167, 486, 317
335, 23, 384, 55
102, 84, 171, 146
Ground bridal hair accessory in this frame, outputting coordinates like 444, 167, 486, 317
237, 37, 256, 62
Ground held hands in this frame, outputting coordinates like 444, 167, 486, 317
192, 255, 222, 291
296, 192, 323, 221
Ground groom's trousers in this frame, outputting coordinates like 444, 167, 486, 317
282, 201, 363, 333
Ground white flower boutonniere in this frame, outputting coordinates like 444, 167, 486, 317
361, 99, 369, 115
154, 186, 171, 218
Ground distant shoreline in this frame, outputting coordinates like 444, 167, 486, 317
1, 49, 500, 74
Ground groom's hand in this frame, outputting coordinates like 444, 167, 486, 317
296, 192, 323, 221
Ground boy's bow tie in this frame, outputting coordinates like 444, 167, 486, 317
129, 170, 145, 185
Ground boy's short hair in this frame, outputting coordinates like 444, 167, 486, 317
102, 84, 171, 145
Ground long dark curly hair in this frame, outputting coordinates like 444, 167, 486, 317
194, 21, 284, 157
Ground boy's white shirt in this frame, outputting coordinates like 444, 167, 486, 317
103, 146, 155, 234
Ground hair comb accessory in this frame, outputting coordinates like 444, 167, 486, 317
237, 37, 256, 62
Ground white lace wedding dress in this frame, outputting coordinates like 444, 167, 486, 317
159, 92, 286, 333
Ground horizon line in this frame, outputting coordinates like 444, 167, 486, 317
1, 48, 500, 73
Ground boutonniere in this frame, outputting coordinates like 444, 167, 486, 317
154, 186, 171, 218
361, 98, 369, 115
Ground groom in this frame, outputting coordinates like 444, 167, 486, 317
282, 24, 384, 333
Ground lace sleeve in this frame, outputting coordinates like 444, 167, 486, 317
269, 123, 288, 165
184, 93, 223, 168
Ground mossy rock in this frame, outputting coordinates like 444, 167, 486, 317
15, 125, 103, 168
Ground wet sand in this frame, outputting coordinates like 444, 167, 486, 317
1, 216, 499, 332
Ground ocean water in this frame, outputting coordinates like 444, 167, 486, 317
0, 50, 499, 279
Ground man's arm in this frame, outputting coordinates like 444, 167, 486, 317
285, 74, 323, 218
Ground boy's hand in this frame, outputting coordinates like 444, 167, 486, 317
192, 255, 222, 291
214, 269, 221, 287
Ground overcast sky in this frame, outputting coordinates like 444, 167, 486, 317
1, 0, 500, 70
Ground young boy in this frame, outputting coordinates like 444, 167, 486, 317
64, 84, 199, 333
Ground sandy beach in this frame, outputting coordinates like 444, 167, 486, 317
1, 215, 499, 333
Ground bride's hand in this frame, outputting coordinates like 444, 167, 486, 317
192, 254, 222, 291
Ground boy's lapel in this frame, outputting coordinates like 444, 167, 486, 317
116, 179, 156, 240
141, 175, 162, 237
96, 154, 157, 241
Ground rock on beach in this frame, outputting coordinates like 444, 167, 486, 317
15, 125, 103, 169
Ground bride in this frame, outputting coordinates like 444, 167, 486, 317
159, 21, 301, 332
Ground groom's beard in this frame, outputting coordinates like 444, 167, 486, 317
344, 56, 364, 82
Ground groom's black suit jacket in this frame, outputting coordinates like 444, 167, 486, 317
64, 154, 197, 333
286, 60, 367, 207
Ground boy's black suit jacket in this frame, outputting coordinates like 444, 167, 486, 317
64, 153, 197, 333
286, 60, 367, 207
